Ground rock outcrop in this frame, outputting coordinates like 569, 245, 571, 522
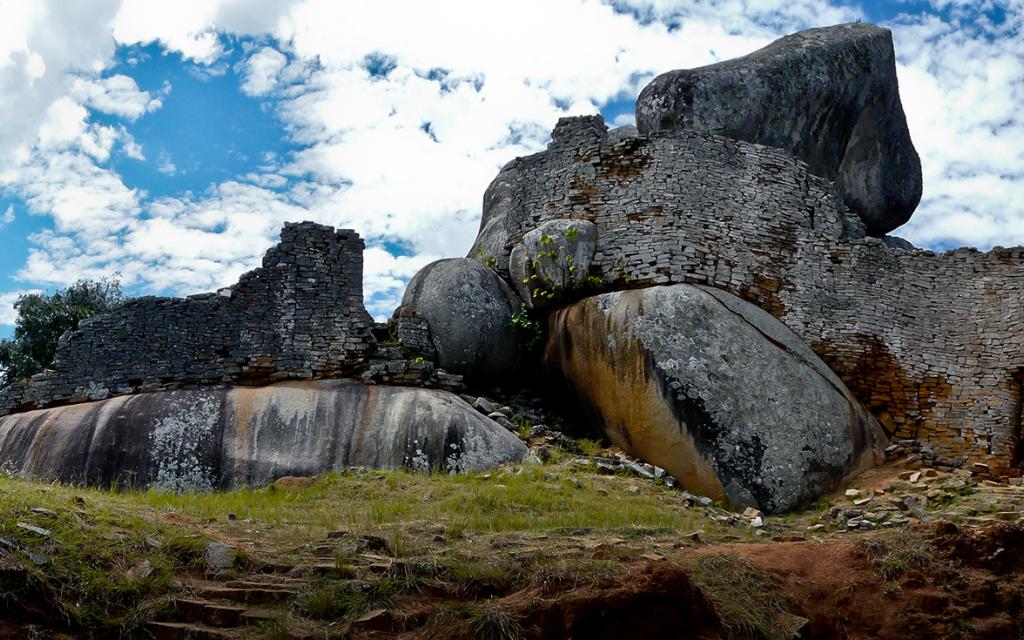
464, 109, 1024, 477
509, 219, 599, 309
635, 22, 922, 235
545, 285, 884, 513
0, 380, 527, 490
400, 258, 522, 380
2, 22, 1017, 509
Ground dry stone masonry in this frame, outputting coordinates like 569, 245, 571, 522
0, 222, 458, 418
470, 113, 1024, 476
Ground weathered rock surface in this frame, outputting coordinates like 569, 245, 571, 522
400, 258, 522, 380
460, 113, 1024, 476
0, 380, 527, 490
607, 124, 638, 146
545, 284, 885, 513
636, 22, 921, 235
509, 219, 599, 309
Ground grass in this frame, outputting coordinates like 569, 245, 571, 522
576, 438, 604, 457
426, 603, 525, 640
469, 606, 525, 640
690, 554, 793, 640
0, 453, 767, 637
294, 576, 398, 622
856, 532, 935, 581
138, 465, 711, 540
0, 478, 207, 634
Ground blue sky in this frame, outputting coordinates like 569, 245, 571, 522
1, 0, 1022, 338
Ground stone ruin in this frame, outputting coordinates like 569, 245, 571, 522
0, 221, 454, 418
1, 22, 1020, 513
0, 223, 526, 489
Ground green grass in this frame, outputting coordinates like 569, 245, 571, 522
690, 554, 793, 640
138, 466, 708, 539
294, 576, 399, 622
856, 532, 935, 581
0, 477, 207, 633
426, 603, 525, 640
0, 461, 733, 636
576, 438, 604, 457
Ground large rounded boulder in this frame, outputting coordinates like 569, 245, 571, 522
0, 379, 528, 490
545, 284, 885, 513
509, 219, 598, 309
401, 258, 522, 380
636, 22, 921, 235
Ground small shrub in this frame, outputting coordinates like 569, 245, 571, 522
509, 305, 543, 350
295, 578, 398, 621
577, 438, 603, 457
471, 606, 524, 640
429, 603, 524, 640
475, 247, 498, 268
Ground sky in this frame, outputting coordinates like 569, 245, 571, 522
0, 0, 1021, 337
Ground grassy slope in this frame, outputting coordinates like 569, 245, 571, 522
2, 449, 1017, 639
0, 458, 763, 637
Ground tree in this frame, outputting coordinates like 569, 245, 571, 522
0, 278, 127, 387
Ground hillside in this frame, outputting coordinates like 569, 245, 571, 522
4, 421, 1024, 639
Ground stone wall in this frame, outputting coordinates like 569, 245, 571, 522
0, 222, 458, 417
471, 116, 1024, 475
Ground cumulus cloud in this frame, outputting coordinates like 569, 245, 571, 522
2, 0, 1023, 325
69, 74, 165, 120
0, 1, 122, 163
0, 205, 13, 228
240, 47, 287, 95
0, 290, 41, 326
5, 152, 140, 240
156, 152, 177, 175
889, 5, 1024, 249
121, 130, 145, 159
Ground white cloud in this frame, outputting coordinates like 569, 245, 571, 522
0, 1, 122, 162
240, 47, 287, 95
156, 152, 177, 175
4, 152, 140, 239
121, 130, 145, 160
362, 246, 439, 319
70, 74, 165, 120
891, 6, 1024, 248
2, 0, 1023, 326
0, 290, 40, 326
611, 112, 636, 127
0, 205, 13, 228
112, 1, 224, 64
111, 0, 292, 64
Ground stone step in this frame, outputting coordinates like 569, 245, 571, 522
145, 621, 236, 640
196, 585, 298, 605
239, 608, 281, 625
224, 578, 308, 590
307, 562, 363, 578
168, 599, 247, 628
249, 559, 299, 574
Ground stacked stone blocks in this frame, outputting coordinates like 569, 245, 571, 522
472, 116, 1024, 475
0, 222, 457, 417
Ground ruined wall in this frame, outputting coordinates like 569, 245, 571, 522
471, 116, 1024, 474
0, 222, 458, 417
